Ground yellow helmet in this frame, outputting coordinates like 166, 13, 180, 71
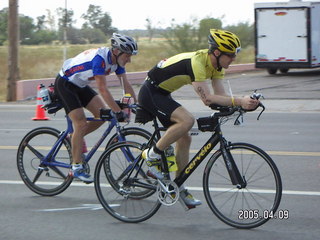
208, 29, 241, 54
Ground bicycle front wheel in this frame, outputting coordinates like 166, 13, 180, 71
17, 127, 73, 196
95, 141, 161, 223
203, 142, 282, 229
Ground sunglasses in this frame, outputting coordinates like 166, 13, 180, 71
221, 47, 240, 58
222, 52, 237, 58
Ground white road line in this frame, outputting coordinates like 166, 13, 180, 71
2, 180, 320, 196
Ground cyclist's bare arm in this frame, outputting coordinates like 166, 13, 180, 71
211, 78, 228, 96
192, 80, 233, 106
116, 73, 137, 102
95, 75, 122, 112
192, 80, 259, 110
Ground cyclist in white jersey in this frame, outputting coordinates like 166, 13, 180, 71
54, 33, 138, 183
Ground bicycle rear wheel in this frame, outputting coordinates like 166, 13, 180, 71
95, 141, 161, 223
203, 142, 282, 229
17, 127, 73, 196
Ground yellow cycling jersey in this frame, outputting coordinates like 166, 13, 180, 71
147, 49, 225, 93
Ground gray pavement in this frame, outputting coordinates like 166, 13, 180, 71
1, 68, 320, 240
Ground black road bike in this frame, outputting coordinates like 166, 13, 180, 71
94, 93, 282, 229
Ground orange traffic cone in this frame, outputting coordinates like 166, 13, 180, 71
32, 84, 50, 121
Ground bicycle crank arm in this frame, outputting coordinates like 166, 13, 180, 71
156, 179, 180, 206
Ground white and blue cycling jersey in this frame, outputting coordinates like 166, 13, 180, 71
59, 47, 125, 88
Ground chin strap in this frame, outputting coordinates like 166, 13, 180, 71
210, 48, 222, 72
214, 53, 222, 72
112, 48, 124, 66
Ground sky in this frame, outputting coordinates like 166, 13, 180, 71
0, 0, 317, 30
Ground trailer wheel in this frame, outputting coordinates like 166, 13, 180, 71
280, 68, 289, 74
267, 68, 278, 74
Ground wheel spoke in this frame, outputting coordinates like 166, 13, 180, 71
204, 143, 282, 229
32, 168, 44, 183
26, 143, 44, 160
48, 165, 69, 179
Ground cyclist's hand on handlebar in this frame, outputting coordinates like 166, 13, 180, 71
240, 95, 260, 111
113, 111, 129, 122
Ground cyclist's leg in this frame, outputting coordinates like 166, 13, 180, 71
156, 106, 194, 153
55, 77, 88, 165
138, 83, 195, 151
84, 94, 107, 135
162, 107, 201, 208
174, 131, 192, 176
68, 108, 88, 164
68, 108, 94, 182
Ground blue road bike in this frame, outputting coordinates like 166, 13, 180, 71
17, 104, 152, 196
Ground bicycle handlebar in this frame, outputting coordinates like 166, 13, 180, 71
209, 91, 265, 120
100, 102, 138, 121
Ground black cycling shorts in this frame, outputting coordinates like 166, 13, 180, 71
138, 81, 181, 128
54, 75, 98, 114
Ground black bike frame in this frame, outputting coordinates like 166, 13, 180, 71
148, 117, 245, 188
174, 117, 220, 187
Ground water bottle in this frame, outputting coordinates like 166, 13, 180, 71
164, 145, 178, 172
121, 93, 133, 119
39, 84, 51, 105
48, 83, 54, 94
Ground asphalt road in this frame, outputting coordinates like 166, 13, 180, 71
0, 69, 320, 240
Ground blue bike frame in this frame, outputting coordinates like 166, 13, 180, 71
40, 115, 126, 169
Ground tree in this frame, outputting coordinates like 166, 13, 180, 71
80, 28, 106, 43
98, 13, 117, 36
225, 22, 254, 48
163, 21, 199, 54
56, 7, 75, 29
0, 8, 8, 45
45, 9, 56, 31
81, 5, 117, 36
82, 4, 102, 29
19, 15, 35, 44
145, 18, 154, 42
66, 27, 85, 44
24, 29, 57, 45
198, 18, 222, 48
162, 16, 254, 55
36, 15, 46, 31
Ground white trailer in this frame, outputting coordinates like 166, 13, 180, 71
254, 0, 320, 74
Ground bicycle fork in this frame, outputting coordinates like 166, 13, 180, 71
220, 139, 247, 189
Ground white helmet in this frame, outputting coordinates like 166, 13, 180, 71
111, 33, 138, 55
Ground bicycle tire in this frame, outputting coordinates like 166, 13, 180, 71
203, 142, 282, 229
105, 127, 155, 197
17, 127, 73, 196
95, 141, 161, 223
106, 127, 153, 149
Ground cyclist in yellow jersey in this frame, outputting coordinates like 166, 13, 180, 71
138, 29, 259, 209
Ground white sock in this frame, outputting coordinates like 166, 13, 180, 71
148, 147, 161, 159
72, 164, 83, 170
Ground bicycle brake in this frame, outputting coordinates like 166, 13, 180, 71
250, 90, 264, 100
